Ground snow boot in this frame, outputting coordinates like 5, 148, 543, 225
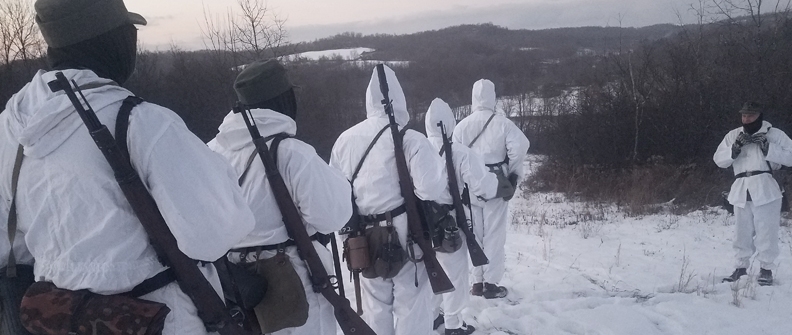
433, 313, 444, 330
445, 323, 475, 335
482, 283, 508, 299
470, 282, 484, 296
722, 268, 747, 283
758, 268, 773, 286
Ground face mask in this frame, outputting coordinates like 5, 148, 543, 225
742, 113, 763, 135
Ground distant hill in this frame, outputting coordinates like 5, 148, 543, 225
287, 23, 683, 62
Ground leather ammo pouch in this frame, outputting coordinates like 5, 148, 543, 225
246, 249, 308, 334
19, 281, 169, 335
361, 224, 407, 279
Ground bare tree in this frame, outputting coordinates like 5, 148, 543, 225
200, 0, 289, 65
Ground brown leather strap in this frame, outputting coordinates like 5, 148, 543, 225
6, 145, 24, 277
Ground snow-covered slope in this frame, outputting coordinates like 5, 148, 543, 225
459, 155, 792, 335
335, 155, 792, 334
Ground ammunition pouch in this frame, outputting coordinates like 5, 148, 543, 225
0, 264, 34, 335
19, 281, 170, 335
361, 223, 407, 279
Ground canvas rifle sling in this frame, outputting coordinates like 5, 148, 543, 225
6, 145, 24, 277
468, 113, 496, 147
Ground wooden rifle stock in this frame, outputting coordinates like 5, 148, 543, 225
438, 122, 489, 267
48, 72, 251, 335
233, 104, 375, 335
375, 64, 454, 294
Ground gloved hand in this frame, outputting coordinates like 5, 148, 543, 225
504, 173, 519, 201
752, 133, 769, 156
493, 172, 516, 201
731, 132, 750, 159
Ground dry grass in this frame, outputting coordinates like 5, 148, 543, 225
525, 159, 735, 215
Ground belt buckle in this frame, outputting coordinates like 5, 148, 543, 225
746, 171, 754, 177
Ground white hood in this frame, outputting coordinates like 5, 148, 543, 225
425, 98, 455, 139
3, 69, 129, 158
365, 65, 409, 126
472, 79, 499, 115
212, 108, 297, 152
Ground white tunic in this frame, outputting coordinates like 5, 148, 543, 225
713, 121, 792, 208
0, 69, 255, 294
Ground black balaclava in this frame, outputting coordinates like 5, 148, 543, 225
743, 113, 764, 135
47, 24, 137, 86
249, 88, 298, 120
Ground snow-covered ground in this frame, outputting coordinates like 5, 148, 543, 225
457, 156, 792, 335
284, 47, 410, 68
336, 155, 792, 334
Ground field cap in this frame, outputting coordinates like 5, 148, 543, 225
738, 101, 763, 114
35, 0, 147, 48
234, 59, 293, 106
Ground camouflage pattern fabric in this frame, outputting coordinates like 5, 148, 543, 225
19, 281, 170, 335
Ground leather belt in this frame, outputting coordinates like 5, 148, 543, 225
361, 204, 406, 223
735, 170, 771, 178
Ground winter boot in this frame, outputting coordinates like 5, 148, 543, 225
758, 268, 773, 286
433, 313, 444, 330
722, 268, 747, 283
470, 282, 484, 296
445, 323, 475, 335
482, 283, 508, 299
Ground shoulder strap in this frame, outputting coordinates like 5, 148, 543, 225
6, 145, 24, 277
238, 133, 291, 186
468, 113, 496, 147
351, 125, 390, 184
115, 96, 145, 160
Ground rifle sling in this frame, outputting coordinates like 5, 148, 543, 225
467, 112, 496, 147
6, 145, 24, 277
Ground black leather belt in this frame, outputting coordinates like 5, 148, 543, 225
486, 156, 510, 168
735, 170, 771, 178
230, 234, 322, 254
361, 204, 406, 223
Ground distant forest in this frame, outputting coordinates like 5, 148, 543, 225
2, 0, 792, 212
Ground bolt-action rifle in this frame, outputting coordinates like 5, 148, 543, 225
232, 104, 375, 335
375, 64, 454, 294
48, 72, 252, 335
437, 121, 489, 267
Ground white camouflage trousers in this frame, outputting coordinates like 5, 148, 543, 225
734, 199, 781, 270
434, 231, 470, 330
360, 255, 433, 335
471, 199, 508, 284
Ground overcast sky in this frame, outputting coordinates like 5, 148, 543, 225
125, 0, 702, 50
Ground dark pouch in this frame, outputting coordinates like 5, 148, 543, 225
19, 281, 170, 335
218, 258, 268, 310
362, 225, 407, 279
0, 264, 34, 335
250, 249, 308, 333
422, 202, 462, 253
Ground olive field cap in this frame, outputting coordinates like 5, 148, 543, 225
234, 59, 293, 106
35, 0, 147, 48
738, 101, 763, 114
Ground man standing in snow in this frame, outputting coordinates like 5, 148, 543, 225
209, 59, 353, 334
453, 79, 530, 299
425, 98, 502, 335
330, 65, 450, 335
714, 102, 792, 286
0, 0, 256, 334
